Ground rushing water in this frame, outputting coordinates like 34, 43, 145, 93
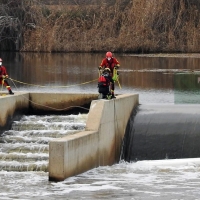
0, 114, 87, 172
1, 52, 200, 199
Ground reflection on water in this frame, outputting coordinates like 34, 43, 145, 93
1, 52, 200, 103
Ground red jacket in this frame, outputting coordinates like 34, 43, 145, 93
99, 57, 120, 73
0, 66, 8, 79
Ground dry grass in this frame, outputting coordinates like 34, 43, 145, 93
21, 0, 200, 53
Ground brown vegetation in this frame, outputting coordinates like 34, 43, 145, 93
2, 0, 200, 53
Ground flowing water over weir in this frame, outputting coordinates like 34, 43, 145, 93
122, 104, 200, 162
0, 114, 87, 172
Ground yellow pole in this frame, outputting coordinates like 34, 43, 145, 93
113, 68, 122, 89
1, 78, 4, 91
117, 76, 122, 89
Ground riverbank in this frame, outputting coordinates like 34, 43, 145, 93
2, 0, 199, 53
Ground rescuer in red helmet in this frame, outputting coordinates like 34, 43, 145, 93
0, 58, 14, 95
98, 52, 120, 98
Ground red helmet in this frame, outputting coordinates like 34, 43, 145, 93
0, 58, 2, 62
106, 52, 112, 58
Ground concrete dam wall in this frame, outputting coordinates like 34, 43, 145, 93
49, 94, 139, 181
122, 104, 200, 162
0, 92, 139, 181
3, 92, 200, 182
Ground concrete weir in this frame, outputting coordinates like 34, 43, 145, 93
0, 92, 29, 133
0, 92, 99, 133
49, 94, 139, 181
0, 92, 139, 181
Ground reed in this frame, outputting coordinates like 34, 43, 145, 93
6, 0, 200, 53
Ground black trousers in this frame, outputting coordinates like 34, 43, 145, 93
98, 86, 110, 95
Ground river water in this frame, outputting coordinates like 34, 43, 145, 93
1, 52, 200, 199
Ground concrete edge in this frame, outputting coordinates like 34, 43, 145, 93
49, 93, 139, 181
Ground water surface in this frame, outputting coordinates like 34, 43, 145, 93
1, 52, 200, 199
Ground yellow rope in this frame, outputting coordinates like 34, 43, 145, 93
3, 79, 92, 111
25, 95, 90, 111
9, 78, 98, 88
1, 78, 96, 111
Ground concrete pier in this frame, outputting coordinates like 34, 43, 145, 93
49, 94, 139, 181
0, 92, 29, 133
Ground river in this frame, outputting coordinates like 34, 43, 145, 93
1, 52, 200, 199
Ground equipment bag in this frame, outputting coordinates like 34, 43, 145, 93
98, 75, 109, 87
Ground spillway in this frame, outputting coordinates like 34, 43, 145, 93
122, 104, 200, 162
0, 114, 87, 172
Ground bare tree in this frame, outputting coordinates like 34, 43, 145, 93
0, 0, 42, 51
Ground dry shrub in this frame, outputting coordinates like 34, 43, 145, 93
21, 0, 200, 53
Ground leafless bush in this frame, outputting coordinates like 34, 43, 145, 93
5, 0, 200, 53
0, 0, 44, 51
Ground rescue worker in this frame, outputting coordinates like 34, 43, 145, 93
0, 58, 14, 95
98, 68, 115, 99
98, 51, 120, 98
